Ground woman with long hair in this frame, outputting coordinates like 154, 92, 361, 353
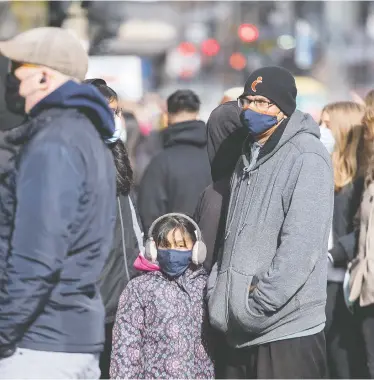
321, 101, 366, 378
348, 95, 374, 378
365, 89, 374, 109
83, 79, 144, 379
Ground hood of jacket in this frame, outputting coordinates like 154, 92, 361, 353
242, 110, 321, 171
206, 101, 248, 182
28, 80, 115, 140
163, 120, 207, 148
133, 253, 160, 272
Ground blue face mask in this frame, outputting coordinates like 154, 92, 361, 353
240, 108, 279, 136
157, 249, 192, 277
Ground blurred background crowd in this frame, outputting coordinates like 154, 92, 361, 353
0, 0, 373, 188
1, 2, 373, 106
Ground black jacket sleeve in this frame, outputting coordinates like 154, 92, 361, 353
194, 178, 230, 272
137, 154, 168, 233
329, 178, 363, 266
0, 141, 83, 351
329, 230, 359, 266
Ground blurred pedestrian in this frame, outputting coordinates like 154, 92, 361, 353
220, 87, 244, 104
138, 90, 211, 232
0, 55, 25, 289
365, 89, 374, 109
0, 27, 117, 379
84, 78, 144, 379
348, 99, 374, 378
0, 55, 24, 132
193, 100, 247, 377
321, 102, 367, 379
124, 110, 164, 196
110, 213, 214, 379
194, 100, 247, 271
207, 66, 333, 379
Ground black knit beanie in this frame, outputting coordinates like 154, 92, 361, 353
83, 78, 107, 86
240, 66, 297, 116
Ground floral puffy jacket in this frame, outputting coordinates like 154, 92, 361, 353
110, 267, 214, 379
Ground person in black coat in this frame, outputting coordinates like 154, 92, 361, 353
193, 100, 248, 272
84, 79, 144, 380
0, 55, 24, 289
137, 90, 212, 232
192, 99, 248, 378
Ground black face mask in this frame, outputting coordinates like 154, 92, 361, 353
5, 73, 26, 116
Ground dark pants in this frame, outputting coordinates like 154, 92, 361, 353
358, 305, 374, 378
325, 282, 367, 378
99, 322, 114, 380
222, 332, 328, 379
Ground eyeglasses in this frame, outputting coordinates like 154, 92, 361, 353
238, 97, 273, 112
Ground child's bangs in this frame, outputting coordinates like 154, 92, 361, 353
153, 216, 196, 248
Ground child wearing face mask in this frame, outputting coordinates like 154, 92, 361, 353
110, 213, 214, 379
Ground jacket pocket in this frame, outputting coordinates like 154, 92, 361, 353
208, 269, 229, 333
229, 270, 300, 335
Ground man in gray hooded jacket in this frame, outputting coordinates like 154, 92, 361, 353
207, 66, 333, 379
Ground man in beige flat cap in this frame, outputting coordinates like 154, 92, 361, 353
0, 27, 117, 379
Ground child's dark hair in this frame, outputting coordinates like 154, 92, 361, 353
152, 215, 197, 248
96, 84, 118, 104
83, 78, 118, 104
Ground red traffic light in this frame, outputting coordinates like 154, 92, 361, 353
238, 24, 259, 43
201, 39, 220, 57
229, 53, 247, 71
178, 42, 197, 56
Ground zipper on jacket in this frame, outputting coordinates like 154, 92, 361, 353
226, 169, 252, 250
239, 171, 259, 235
224, 169, 246, 241
237, 171, 255, 235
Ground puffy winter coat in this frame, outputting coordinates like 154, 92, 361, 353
110, 267, 214, 379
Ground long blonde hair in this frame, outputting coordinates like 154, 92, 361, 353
363, 91, 374, 187
321, 102, 365, 192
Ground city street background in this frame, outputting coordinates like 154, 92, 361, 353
1, 1, 373, 121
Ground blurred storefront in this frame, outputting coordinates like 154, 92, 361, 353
295, 76, 328, 121
1, 1, 373, 110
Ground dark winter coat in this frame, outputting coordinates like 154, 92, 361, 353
99, 195, 143, 324
0, 55, 24, 132
110, 267, 214, 379
0, 125, 24, 290
329, 178, 364, 266
206, 101, 248, 182
194, 178, 230, 271
137, 120, 212, 232
194, 101, 246, 270
0, 81, 116, 356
